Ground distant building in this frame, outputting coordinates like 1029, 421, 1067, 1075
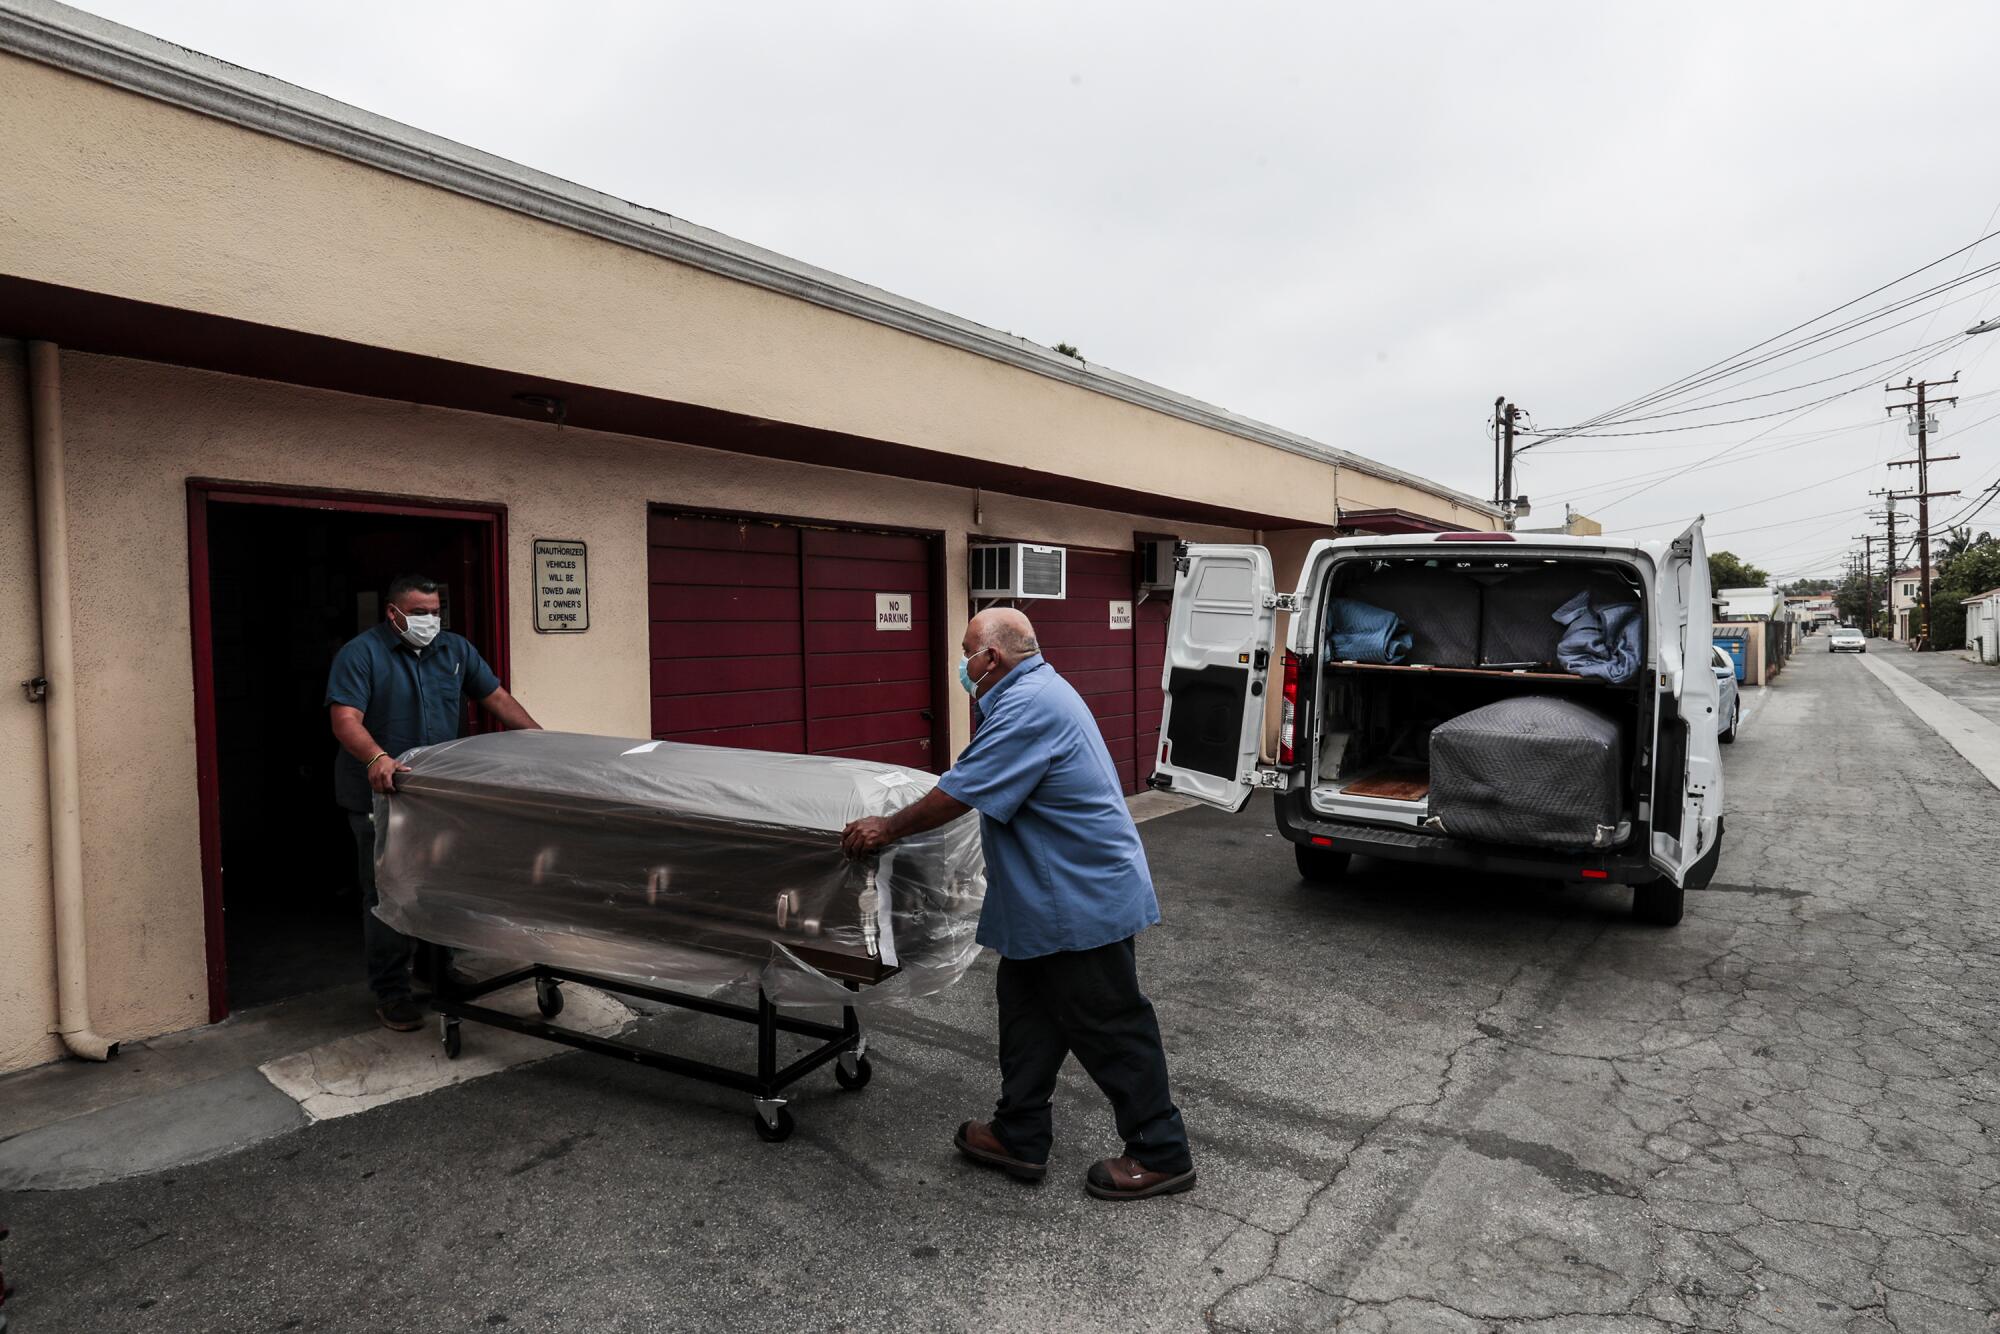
1521, 506, 1602, 537
1717, 587, 1783, 622
1889, 568, 1924, 641
1963, 586, 2000, 664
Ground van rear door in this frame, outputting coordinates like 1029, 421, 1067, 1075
1151, 544, 1278, 811
1650, 519, 1723, 884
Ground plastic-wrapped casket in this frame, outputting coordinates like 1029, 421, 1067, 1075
1425, 697, 1626, 850
372, 731, 986, 1006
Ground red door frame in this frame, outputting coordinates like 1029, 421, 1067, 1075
185, 478, 510, 1022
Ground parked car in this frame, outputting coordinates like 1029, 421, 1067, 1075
1828, 627, 1867, 653
1711, 644, 1739, 744
1151, 523, 1723, 927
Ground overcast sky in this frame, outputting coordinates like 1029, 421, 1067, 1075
76, 0, 2000, 580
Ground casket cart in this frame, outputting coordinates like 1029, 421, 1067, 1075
373, 731, 985, 1140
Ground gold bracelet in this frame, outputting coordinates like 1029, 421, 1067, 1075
366, 751, 390, 768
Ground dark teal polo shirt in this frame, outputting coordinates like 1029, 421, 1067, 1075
325, 621, 499, 812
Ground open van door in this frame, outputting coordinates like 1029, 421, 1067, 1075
1150, 544, 1278, 811
1650, 519, 1724, 887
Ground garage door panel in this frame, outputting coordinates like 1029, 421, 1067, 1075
649, 511, 940, 774
652, 655, 803, 695
1041, 643, 1130, 673
650, 620, 801, 658
808, 650, 934, 687
817, 737, 933, 768
650, 585, 801, 622
802, 529, 927, 561
805, 589, 932, 622
653, 688, 804, 734
810, 711, 933, 752
808, 679, 931, 718
649, 513, 799, 554
804, 620, 933, 654
804, 555, 931, 591
658, 721, 809, 753
646, 547, 799, 588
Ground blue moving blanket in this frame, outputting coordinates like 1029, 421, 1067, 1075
1329, 598, 1414, 664
1552, 592, 1641, 683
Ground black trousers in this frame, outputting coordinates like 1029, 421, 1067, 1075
348, 810, 414, 1002
991, 936, 1192, 1174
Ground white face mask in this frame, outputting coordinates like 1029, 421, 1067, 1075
395, 610, 442, 649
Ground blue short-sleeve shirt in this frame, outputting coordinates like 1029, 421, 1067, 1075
326, 621, 499, 811
937, 655, 1160, 959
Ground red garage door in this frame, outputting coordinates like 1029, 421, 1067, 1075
648, 511, 939, 771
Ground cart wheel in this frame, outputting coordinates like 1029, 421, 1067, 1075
535, 977, 564, 1020
752, 1106, 795, 1143
834, 1053, 873, 1091
440, 1015, 462, 1060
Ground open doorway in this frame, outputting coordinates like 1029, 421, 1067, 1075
189, 485, 506, 1018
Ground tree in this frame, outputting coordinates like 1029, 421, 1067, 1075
1928, 528, 2000, 650
1779, 577, 1835, 596
1833, 567, 1877, 631
1708, 551, 1769, 589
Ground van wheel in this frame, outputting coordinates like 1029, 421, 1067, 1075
1294, 844, 1350, 885
1720, 701, 1738, 744
1632, 880, 1684, 927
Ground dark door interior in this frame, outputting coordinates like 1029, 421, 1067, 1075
205, 500, 495, 1011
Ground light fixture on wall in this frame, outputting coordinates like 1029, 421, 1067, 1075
514, 392, 567, 427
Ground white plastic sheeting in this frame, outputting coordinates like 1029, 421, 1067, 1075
372, 731, 985, 1006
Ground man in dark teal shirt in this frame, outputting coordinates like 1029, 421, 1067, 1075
326, 574, 540, 1030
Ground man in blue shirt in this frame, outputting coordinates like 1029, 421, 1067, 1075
326, 574, 540, 1030
842, 608, 1195, 1201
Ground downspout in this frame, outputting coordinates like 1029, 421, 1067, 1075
28, 341, 117, 1061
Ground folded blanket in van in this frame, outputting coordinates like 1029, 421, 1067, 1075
1329, 598, 1414, 664
1552, 593, 1641, 684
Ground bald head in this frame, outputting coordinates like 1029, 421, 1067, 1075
961, 608, 1040, 697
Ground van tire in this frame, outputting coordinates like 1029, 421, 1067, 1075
1294, 844, 1350, 885
1632, 880, 1684, 926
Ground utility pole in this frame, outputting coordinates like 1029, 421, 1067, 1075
1492, 398, 1525, 530
1850, 534, 1876, 637
1886, 376, 1961, 650
1867, 493, 1908, 639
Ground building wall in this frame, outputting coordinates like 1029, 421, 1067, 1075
0, 51, 1487, 535
1, 340, 61, 1071
0, 349, 1251, 1069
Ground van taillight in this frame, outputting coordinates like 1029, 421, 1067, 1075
1279, 651, 1299, 765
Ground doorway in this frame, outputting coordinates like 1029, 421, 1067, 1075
189, 484, 506, 1019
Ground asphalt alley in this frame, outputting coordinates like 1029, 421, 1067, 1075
5, 648, 1996, 1333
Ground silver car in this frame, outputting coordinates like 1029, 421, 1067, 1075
1828, 627, 1867, 653
1711, 644, 1740, 744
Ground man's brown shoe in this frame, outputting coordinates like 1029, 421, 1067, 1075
1085, 1156, 1197, 1201
954, 1121, 1047, 1182
375, 997, 425, 1032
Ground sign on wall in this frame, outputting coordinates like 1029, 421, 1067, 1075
1109, 600, 1133, 631
533, 538, 590, 633
875, 593, 913, 632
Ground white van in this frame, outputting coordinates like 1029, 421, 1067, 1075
1149, 523, 1724, 926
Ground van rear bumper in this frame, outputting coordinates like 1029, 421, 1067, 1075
1272, 789, 1663, 885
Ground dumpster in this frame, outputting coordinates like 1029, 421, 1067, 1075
1713, 634, 1747, 682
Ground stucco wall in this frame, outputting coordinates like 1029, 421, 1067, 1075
1, 339, 61, 1071
0, 350, 1249, 1070
0, 50, 1376, 529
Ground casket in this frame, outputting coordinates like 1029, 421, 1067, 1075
371, 731, 986, 1005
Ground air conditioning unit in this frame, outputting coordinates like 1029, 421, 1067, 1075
970, 543, 1066, 600
1137, 538, 1181, 594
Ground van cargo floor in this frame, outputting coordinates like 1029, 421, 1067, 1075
1341, 764, 1431, 802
